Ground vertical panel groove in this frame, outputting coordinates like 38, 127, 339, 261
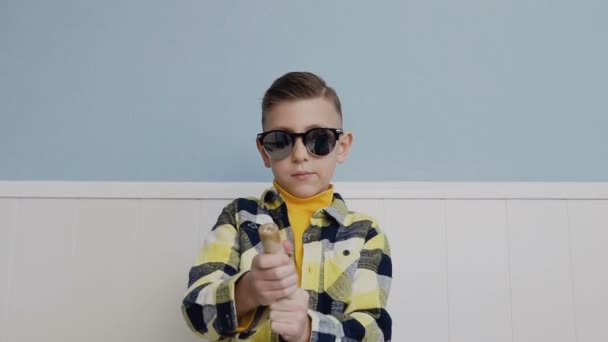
1, 200, 16, 342
380, 198, 387, 227
198, 200, 208, 249
565, 200, 580, 342
504, 200, 515, 342
3, 199, 21, 342
196, 199, 204, 256
135, 199, 143, 268
70, 200, 79, 260
442, 199, 451, 342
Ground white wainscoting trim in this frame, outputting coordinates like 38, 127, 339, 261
1, 181, 608, 199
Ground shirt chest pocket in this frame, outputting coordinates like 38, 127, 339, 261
322, 239, 363, 302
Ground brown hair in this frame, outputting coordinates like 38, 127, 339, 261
261, 71, 342, 126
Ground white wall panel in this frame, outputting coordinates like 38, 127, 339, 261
445, 200, 512, 342
133, 200, 202, 342
567, 200, 608, 342
507, 200, 576, 342
4, 199, 77, 341
384, 199, 448, 342
68, 199, 140, 341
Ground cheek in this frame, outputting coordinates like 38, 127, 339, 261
316, 158, 338, 176
270, 160, 290, 175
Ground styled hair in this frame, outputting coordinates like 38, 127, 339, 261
261, 71, 342, 126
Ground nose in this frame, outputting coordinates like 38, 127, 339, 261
290, 136, 309, 162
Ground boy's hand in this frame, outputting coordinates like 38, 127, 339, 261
247, 249, 298, 306
269, 288, 311, 342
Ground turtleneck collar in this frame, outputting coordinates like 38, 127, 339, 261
273, 180, 334, 210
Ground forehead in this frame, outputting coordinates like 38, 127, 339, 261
264, 98, 342, 131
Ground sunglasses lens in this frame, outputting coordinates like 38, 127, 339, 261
305, 128, 337, 156
262, 131, 292, 160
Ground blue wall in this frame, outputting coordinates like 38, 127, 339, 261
1, 1, 606, 181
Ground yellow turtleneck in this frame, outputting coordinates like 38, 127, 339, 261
274, 180, 333, 286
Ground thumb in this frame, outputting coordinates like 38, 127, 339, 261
282, 240, 293, 258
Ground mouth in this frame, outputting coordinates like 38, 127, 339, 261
292, 171, 315, 178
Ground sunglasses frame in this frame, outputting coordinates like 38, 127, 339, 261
257, 127, 344, 160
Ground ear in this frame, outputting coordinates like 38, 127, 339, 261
256, 139, 272, 168
335, 132, 353, 164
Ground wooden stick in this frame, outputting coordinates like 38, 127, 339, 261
259, 223, 283, 254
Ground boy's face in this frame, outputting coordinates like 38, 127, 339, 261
257, 97, 353, 198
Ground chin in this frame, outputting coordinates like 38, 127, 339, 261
290, 184, 326, 198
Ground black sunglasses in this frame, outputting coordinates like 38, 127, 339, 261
257, 128, 343, 160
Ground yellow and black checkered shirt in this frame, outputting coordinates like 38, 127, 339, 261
182, 186, 392, 341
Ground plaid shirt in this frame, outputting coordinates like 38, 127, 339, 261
182, 186, 392, 341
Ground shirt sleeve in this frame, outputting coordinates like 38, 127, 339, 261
307, 226, 392, 341
181, 200, 266, 340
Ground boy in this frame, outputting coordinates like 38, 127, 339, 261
182, 72, 392, 341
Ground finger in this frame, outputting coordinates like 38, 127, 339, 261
257, 263, 296, 281
260, 272, 298, 291
270, 320, 293, 338
293, 288, 310, 303
252, 254, 284, 270
253, 253, 291, 270
256, 289, 286, 307
269, 302, 293, 313
282, 240, 293, 257
261, 284, 297, 302
269, 308, 293, 322
270, 298, 306, 312
269, 297, 299, 312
